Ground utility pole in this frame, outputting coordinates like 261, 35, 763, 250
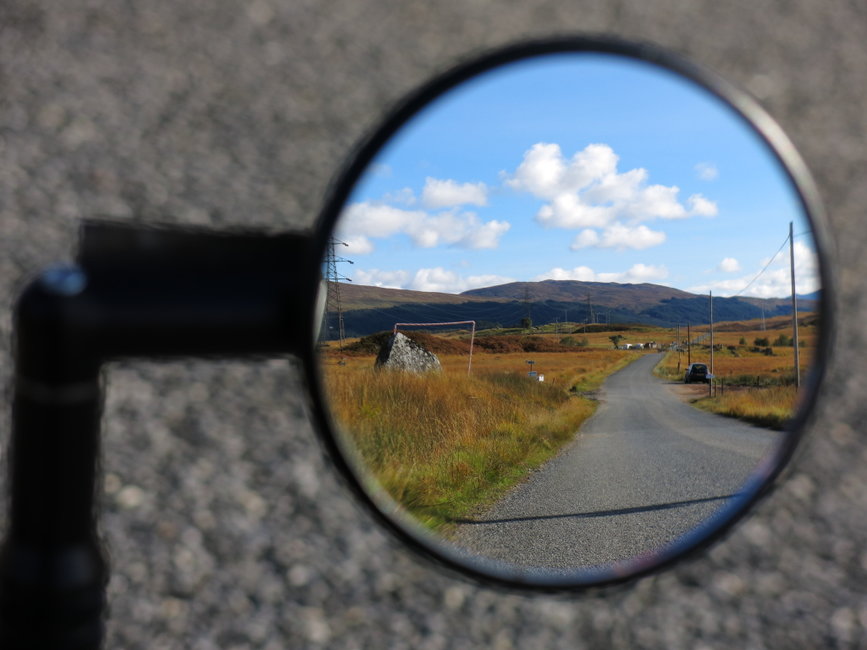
790, 221, 801, 387
523, 286, 532, 328
709, 291, 714, 375
709, 291, 714, 396
586, 295, 594, 325
324, 238, 353, 354
687, 321, 691, 366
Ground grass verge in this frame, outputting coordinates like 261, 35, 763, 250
691, 385, 797, 430
655, 350, 798, 429
323, 351, 636, 531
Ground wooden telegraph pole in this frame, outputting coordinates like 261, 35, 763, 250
709, 290, 714, 396
790, 221, 801, 388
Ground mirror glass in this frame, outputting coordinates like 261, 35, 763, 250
316, 49, 824, 583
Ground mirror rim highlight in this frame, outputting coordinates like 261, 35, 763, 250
305, 35, 834, 591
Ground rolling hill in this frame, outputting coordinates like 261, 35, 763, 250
324, 280, 819, 339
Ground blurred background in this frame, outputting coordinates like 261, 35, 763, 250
0, 1, 865, 648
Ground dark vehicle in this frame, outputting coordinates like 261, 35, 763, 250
684, 363, 710, 384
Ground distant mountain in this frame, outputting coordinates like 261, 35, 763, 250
462, 280, 696, 309
324, 280, 819, 339
337, 283, 511, 311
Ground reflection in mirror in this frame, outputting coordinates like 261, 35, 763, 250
316, 51, 823, 581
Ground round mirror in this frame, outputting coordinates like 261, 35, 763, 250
309, 38, 830, 588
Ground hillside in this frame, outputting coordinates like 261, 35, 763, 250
462, 280, 695, 310
337, 283, 511, 311
324, 280, 819, 339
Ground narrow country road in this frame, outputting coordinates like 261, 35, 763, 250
450, 353, 779, 570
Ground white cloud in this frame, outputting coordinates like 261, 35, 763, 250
687, 194, 718, 217
598, 263, 669, 283
571, 223, 666, 251
718, 257, 741, 272
695, 162, 719, 181
339, 202, 425, 240
408, 267, 514, 293
690, 241, 820, 298
535, 263, 668, 284
422, 177, 488, 208
354, 267, 515, 293
342, 235, 374, 255
353, 268, 410, 289
535, 192, 611, 229
460, 218, 511, 248
507, 142, 618, 201
534, 266, 598, 282
505, 142, 718, 250
337, 201, 510, 253
571, 229, 600, 249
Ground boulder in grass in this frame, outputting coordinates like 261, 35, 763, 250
375, 332, 441, 373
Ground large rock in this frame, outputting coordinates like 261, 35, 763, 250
375, 332, 441, 373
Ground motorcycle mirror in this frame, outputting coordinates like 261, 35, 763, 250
306, 36, 833, 589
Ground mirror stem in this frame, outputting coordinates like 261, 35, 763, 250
0, 221, 318, 649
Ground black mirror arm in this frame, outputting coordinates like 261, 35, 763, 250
0, 221, 320, 649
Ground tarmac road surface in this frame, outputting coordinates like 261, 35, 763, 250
451, 353, 779, 570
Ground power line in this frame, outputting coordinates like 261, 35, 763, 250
731, 234, 790, 298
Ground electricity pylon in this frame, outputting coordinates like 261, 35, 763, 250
324, 238, 352, 352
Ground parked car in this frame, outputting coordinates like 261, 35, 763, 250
684, 363, 709, 384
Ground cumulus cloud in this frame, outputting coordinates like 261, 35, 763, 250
535, 263, 668, 284
408, 267, 513, 293
337, 201, 510, 254
598, 263, 670, 283
570, 224, 666, 251
353, 268, 410, 289
355, 267, 514, 293
342, 235, 375, 255
690, 241, 820, 298
718, 257, 741, 273
534, 265, 598, 282
505, 142, 717, 250
507, 142, 619, 200
687, 194, 718, 217
695, 162, 719, 181
422, 177, 488, 208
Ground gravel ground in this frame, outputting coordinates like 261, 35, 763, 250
452, 355, 775, 569
1, 1, 866, 648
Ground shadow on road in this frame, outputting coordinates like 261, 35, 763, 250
450, 493, 739, 525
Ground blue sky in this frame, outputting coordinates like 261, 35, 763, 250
336, 53, 819, 299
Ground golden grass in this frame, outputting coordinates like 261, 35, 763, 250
654, 319, 819, 428
655, 339, 815, 384
321, 348, 637, 530
692, 385, 798, 430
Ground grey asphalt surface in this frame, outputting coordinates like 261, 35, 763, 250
1, 2, 866, 648
453, 354, 777, 569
